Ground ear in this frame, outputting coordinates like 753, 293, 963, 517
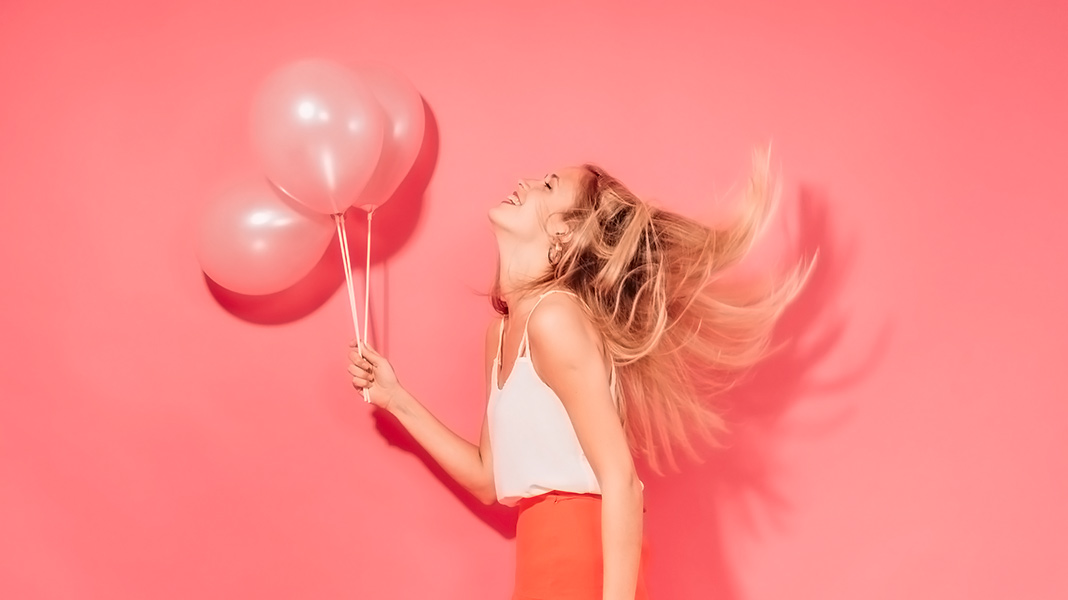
547, 214, 574, 244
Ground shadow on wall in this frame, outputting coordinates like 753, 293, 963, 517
372, 410, 519, 539
641, 188, 892, 600
204, 99, 440, 325
355, 187, 896, 547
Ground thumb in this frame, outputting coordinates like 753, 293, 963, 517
360, 340, 382, 361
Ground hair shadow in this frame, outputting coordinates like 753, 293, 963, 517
641, 187, 892, 599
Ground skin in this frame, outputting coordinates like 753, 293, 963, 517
348, 167, 643, 599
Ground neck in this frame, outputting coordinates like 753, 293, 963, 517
496, 237, 552, 315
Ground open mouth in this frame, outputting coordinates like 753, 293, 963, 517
504, 191, 521, 206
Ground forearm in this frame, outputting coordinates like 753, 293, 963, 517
600, 477, 644, 600
387, 388, 493, 500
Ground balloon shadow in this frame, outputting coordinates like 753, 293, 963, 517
641, 187, 893, 599
361, 98, 438, 266
354, 98, 439, 353
206, 99, 439, 326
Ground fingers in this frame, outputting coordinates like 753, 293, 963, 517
347, 362, 375, 389
346, 351, 375, 387
346, 340, 385, 397
347, 348, 372, 368
346, 360, 374, 377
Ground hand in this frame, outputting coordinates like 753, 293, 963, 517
347, 340, 403, 410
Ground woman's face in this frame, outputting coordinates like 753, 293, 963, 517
489, 166, 585, 245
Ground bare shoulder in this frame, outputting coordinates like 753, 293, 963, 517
526, 293, 601, 359
527, 294, 612, 411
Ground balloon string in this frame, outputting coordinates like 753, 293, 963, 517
364, 208, 375, 346
335, 213, 369, 403
334, 213, 362, 347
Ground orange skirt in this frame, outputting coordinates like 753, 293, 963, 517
513, 491, 650, 600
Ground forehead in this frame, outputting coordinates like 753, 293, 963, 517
552, 166, 587, 192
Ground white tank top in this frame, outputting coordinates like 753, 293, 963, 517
487, 290, 617, 506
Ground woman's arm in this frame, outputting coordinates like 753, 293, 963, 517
348, 322, 499, 505
526, 296, 644, 600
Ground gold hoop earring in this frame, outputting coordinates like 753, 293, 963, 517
548, 242, 562, 266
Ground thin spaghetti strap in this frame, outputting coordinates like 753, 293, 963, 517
518, 290, 578, 357
518, 291, 619, 402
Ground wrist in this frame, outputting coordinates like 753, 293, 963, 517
384, 387, 413, 416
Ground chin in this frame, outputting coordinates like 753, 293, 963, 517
488, 203, 510, 229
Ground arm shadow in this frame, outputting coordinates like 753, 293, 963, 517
370, 408, 518, 539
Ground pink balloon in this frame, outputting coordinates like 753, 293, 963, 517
355, 65, 426, 211
197, 178, 336, 295
251, 59, 385, 215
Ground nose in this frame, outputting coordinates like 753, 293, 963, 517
517, 178, 536, 190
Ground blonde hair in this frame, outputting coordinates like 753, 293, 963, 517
492, 148, 813, 472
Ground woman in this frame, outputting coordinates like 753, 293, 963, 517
348, 149, 809, 599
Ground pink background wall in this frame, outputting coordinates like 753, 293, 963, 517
2, 1, 1066, 598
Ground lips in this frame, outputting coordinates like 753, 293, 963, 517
505, 191, 521, 206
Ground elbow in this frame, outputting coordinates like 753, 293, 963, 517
470, 475, 497, 505
474, 486, 497, 506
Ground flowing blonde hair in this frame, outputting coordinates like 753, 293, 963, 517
492, 148, 812, 472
